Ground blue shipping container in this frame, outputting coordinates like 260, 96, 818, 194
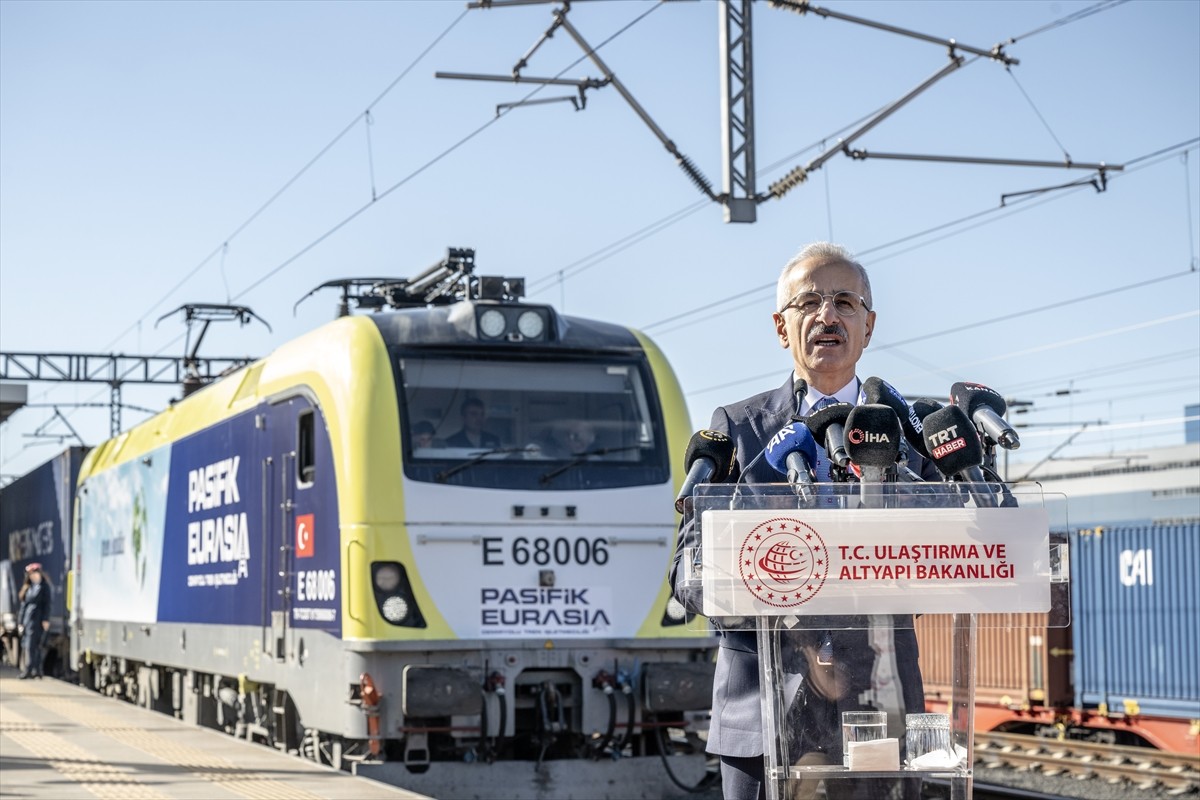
0, 446, 88, 627
1071, 524, 1200, 720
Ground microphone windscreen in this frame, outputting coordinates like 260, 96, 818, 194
803, 401, 854, 443
684, 429, 735, 479
845, 404, 902, 468
862, 376, 929, 458
921, 405, 984, 477
950, 381, 1007, 417
764, 423, 819, 475
911, 398, 945, 422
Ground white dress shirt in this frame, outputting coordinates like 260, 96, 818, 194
797, 375, 861, 416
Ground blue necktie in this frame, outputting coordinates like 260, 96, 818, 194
810, 396, 836, 483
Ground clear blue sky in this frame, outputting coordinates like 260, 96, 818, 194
2, 0, 1198, 482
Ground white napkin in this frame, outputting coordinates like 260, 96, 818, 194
847, 738, 900, 771
908, 744, 967, 770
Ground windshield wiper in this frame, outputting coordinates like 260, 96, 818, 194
435, 447, 534, 483
538, 445, 642, 485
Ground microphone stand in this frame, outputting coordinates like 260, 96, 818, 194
858, 463, 897, 509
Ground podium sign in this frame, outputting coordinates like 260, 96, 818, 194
683, 484, 1069, 800
700, 507, 1051, 619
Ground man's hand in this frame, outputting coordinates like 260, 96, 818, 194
41, 621, 50, 632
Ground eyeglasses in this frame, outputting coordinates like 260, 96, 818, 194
779, 290, 870, 317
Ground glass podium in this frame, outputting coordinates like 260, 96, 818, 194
677, 482, 1070, 800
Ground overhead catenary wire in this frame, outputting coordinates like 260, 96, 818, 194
895, 310, 1200, 383
527, 0, 1144, 302
6, 4, 664, 467
1184, 151, 1197, 271
108, 0, 1139, 352
1001, 0, 1130, 46
1005, 66, 1071, 162
232, 2, 666, 303
365, 109, 379, 202
17, 140, 1194, 458
96, 7, 472, 355
1012, 417, 1200, 448
1015, 414, 1200, 440
1001, 348, 1200, 393
1011, 381, 1200, 414
526, 200, 709, 294
0, 0, 1182, 472
1020, 373, 1200, 400
655, 139, 1199, 348
520, 61, 902, 297
107, 0, 1138, 342
873, 270, 1197, 354
688, 310, 1200, 402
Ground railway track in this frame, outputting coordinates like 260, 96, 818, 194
975, 731, 1200, 795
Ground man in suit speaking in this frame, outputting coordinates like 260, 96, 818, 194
670, 242, 932, 799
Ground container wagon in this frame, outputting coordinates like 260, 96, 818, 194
0, 446, 87, 675
916, 523, 1199, 756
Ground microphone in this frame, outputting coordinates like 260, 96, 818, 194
803, 402, 854, 476
920, 405, 995, 507
950, 381, 1021, 451
910, 397, 945, 423
845, 404, 902, 476
674, 429, 736, 513
862, 376, 929, 459
845, 404, 902, 507
790, 378, 808, 419
764, 423, 818, 503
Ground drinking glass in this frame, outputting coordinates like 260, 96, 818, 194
905, 712, 952, 768
841, 710, 887, 767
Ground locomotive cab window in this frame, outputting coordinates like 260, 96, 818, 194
397, 355, 669, 491
297, 409, 315, 485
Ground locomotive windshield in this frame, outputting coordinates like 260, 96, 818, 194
397, 355, 669, 490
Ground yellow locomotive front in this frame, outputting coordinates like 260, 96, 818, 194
337, 296, 715, 792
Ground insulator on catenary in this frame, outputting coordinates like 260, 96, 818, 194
675, 154, 718, 200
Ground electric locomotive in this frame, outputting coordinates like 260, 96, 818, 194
69, 249, 714, 797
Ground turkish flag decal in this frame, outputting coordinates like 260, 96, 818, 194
295, 513, 315, 558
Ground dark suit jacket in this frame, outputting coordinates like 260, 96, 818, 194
19, 582, 51, 629
445, 429, 500, 449
669, 375, 935, 759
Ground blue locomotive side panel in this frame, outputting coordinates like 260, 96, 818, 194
158, 410, 263, 625
266, 396, 341, 634
79, 399, 340, 635
1, 446, 87, 624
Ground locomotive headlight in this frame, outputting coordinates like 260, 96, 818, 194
374, 563, 401, 592
661, 594, 693, 627
664, 597, 687, 622
371, 561, 427, 628
478, 308, 507, 339
517, 310, 545, 339
381, 596, 410, 624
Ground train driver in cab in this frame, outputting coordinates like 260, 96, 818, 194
549, 420, 597, 458
445, 396, 501, 449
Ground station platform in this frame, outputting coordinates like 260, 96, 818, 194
0, 665, 431, 800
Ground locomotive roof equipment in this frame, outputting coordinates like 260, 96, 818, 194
154, 302, 271, 397
295, 247, 552, 343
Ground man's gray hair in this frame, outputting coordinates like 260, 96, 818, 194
776, 242, 873, 312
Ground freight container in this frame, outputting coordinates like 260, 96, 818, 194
1070, 524, 1200, 724
0, 446, 88, 676
915, 612, 1072, 712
